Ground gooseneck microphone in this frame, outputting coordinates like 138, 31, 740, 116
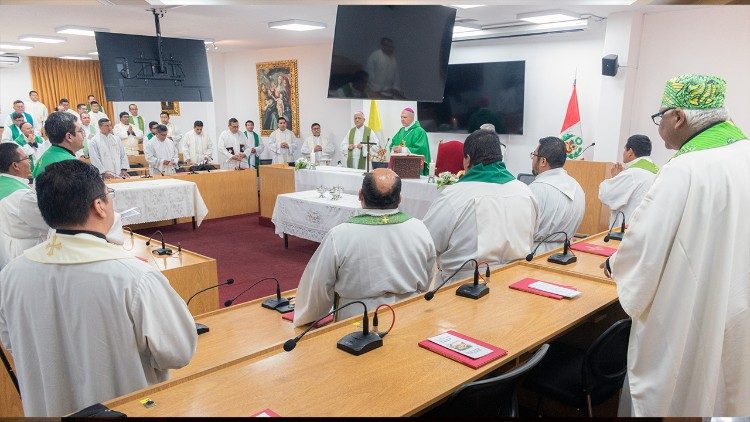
186, 278, 235, 335
604, 211, 626, 242
579, 142, 596, 158
145, 230, 172, 255
425, 259, 491, 301
526, 231, 577, 265
283, 301, 383, 356
223, 277, 293, 313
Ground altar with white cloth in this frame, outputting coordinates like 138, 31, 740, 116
294, 165, 439, 219
271, 190, 363, 244
109, 179, 209, 226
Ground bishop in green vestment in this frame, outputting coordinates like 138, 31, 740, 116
390, 107, 431, 175
32, 111, 83, 179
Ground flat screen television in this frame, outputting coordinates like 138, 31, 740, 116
328, 5, 456, 102
417, 61, 525, 135
95, 32, 212, 102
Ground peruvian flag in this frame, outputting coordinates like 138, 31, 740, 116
559, 81, 587, 160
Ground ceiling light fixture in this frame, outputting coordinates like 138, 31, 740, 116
453, 22, 481, 33
517, 10, 581, 24
59, 55, 93, 60
0, 43, 33, 51
19, 35, 66, 44
452, 5, 484, 9
268, 19, 327, 32
55, 26, 109, 37
454, 18, 588, 41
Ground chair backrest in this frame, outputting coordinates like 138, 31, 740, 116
259, 159, 273, 165
583, 319, 632, 390
440, 344, 549, 417
435, 140, 464, 175
517, 173, 535, 185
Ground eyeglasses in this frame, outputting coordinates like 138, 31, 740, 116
13, 157, 31, 163
651, 107, 675, 126
96, 187, 115, 201
530, 151, 544, 160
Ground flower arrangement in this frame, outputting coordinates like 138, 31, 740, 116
294, 157, 310, 170
436, 171, 459, 188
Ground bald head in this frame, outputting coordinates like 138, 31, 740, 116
359, 168, 401, 209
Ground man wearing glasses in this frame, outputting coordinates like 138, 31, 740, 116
0, 160, 197, 416
31, 111, 84, 179
605, 74, 750, 416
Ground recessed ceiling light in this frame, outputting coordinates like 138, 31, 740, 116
453, 22, 481, 33
55, 26, 109, 37
0, 43, 33, 51
0, 51, 6, 55
452, 5, 485, 9
19, 35, 66, 44
268, 19, 327, 32
59, 55, 93, 60
88, 51, 99, 56
203, 39, 214, 44
517, 10, 581, 24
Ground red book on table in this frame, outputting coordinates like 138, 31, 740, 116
418, 330, 507, 369
282, 311, 334, 328
569, 242, 617, 257
508, 278, 578, 300
250, 408, 280, 417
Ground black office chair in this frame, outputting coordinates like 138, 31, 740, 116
517, 173, 535, 185
523, 319, 632, 417
429, 344, 549, 418
259, 159, 273, 165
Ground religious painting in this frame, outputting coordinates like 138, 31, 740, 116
160, 101, 180, 116
256, 60, 300, 137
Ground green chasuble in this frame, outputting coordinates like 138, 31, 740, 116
0, 175, 31, 201
32, 145, 77, 179
390, 121, 431, 175
458, 161, 515, 185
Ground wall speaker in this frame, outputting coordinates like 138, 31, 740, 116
602, 54, 619, 77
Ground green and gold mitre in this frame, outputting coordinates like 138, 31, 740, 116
660, 74, 726, 110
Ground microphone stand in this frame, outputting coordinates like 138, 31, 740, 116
145, 230, 172, 255
425, 258, 491, 301
186, 278, 235, 335
526, 231, 577, 265
223, 277, 293, 313
604, 211, 626, 242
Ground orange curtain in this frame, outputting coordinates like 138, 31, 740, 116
29, 56, 114, 125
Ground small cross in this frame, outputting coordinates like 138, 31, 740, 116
381, 215, 389, 224
46, 235, 62, 256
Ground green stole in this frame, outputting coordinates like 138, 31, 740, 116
32, 145, 76, 179
244, 130, 261, 169
9, 124, 23, 140
348, 211, 411, 225
147, 133, 155, 141
673, 121, 747, 158
0, 175, 30, 201
129, 115, 145, 133
390, 121, 431, 175
628, 157, 659, 174
347, 126, 370, 170
458, 161, 515, 185
13, 134, 43, 168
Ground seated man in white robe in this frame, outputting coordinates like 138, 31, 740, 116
88, 118, 130, 179
529, 136, 585, 253
268, 117, 298, 164
423, 130, 537, 283
218, 118, 252, 169
144, 124, 178, 175
300, 122, 334, 165
0, 159, 197, 416
294, 168, 436, 326
598, 134, 658, 226
182, 120, 214, 165
113, 111, 143, 156
605, 74, 750, 417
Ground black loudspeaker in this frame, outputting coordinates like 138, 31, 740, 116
602, 54, 619, 77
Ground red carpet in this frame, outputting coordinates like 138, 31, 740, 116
136, 214, 319, 309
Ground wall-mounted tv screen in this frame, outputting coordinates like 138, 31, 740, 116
95, 32, 212, 102
328, 5, 456, 102
417, 61, 525, 135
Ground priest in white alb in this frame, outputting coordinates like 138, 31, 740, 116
268, 117, 297, 164
423, 130, 537, 283
341, 111, 380, 169
294, 168, 436, 325
182, 120, 214, 165
300, 122, 334, 165
88, 118, 130, 179
0, 160, 196, 416
217, 118, 250, 169
528, 137, 585, 253
144, 124, 178, 175
604, 74, 750, 417
113, 111, 143, 156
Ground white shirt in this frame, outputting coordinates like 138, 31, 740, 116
165, 121, 182, 146
301, 135, 334, 164
113, 122, 143, 156
340, 126, 381, 167
0, 233, 197, 416
294, 209, 436, 325
365, 49, 401, 94
25, 100, 48, 131
181, 129, 214, 164
88, 110, 109, 124
0, 187, 48, 269
423, 179, 538, 283
89, 132, 129, 176
610, 140, 750, 416
529, 167, 585, 253
217, 130, 248, 169
144, 137, 178, 175
598, 157, 658, 226
268, 129, 296, 164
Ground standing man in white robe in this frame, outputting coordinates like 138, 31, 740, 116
114, 111, 143, 156
598, 134, 658, 226
144, 124, 178, 175
77, 112, 97, 158
88, 118, 130, 179
26, 90, 48, 133
182, 120, 214, 165
604, 74, 750, 417
341, 111, 380, 169
218, 118, 250, 169
160, 111, 182, 150
58, 98, 78, 118
0, 159, 196, 416
301, 122, 334, 165
243, 120, 264, 169
127, 103, 146, 141
294, 168, 436, 325
529, 136, 585, 253
87, 101, 108, 124
268, 117, 297, 164
423, 130, 537, 283
2, 101, 36, 140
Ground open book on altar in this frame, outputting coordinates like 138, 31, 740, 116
389, 154, 424, 179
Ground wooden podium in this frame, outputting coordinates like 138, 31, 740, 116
563, 160, 614, 235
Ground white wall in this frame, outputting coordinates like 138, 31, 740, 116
0, 56, 33, 117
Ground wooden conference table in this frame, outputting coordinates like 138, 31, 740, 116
105, 232, 620, 417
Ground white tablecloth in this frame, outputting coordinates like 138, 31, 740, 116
271, 190, 363, 242
110, 179, 209, 226
294, 166, 439, 219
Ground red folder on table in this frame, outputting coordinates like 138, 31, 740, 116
281, 311, 334, 328
509, 278, 578, 300
569, 242, 617, 257
251, 408, 280, 417
418, 330, 507, 369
